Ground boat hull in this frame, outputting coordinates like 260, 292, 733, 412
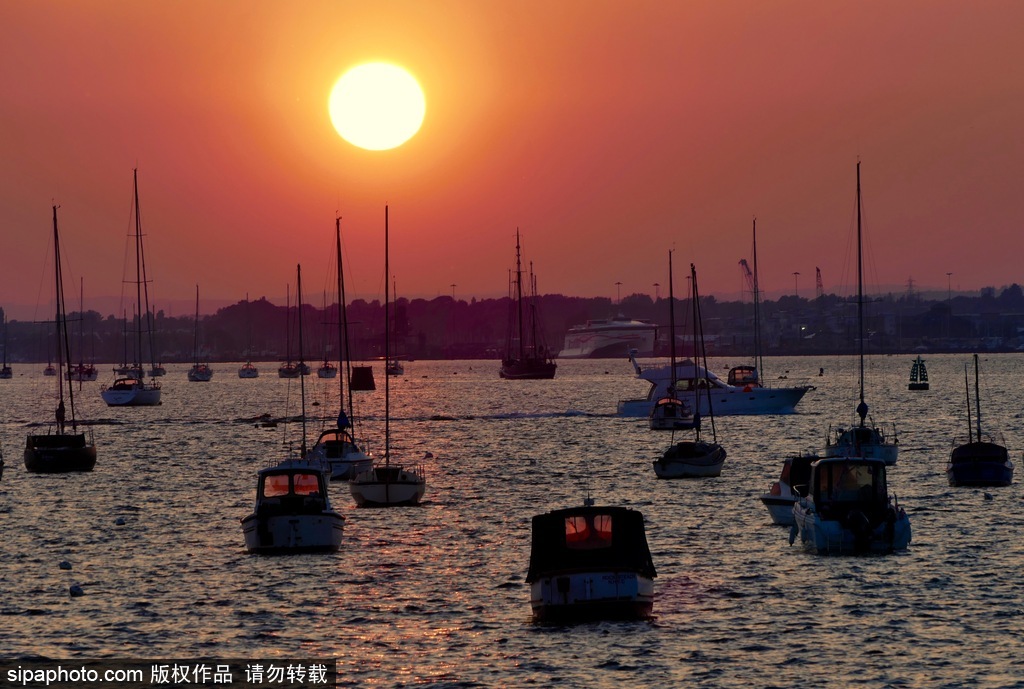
24, 433, 97, 473
238, 365, 259, 379
499, 358, 557, 380
620, 385, 809, 417
947, 442, 1014, 487
530, 571, 655, 622
101, 382, 162, 406
241, 512, 344, 554
349, 465, 426, 506
760, 494, 797, 526
187, 366, 213, 382
653, 441, 726, 478
792, 501, 911, 554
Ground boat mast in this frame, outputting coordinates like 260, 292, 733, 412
193, 285, 200, 367
297, 264, 307, 457
384, 205, 391, 470
52, 205, 77, 433
515, 230, 525, 361
973, 354, 982, 441
752, 217, 763, 379
335, 217, 355, 428
667, 249, 676, 392
133, 170, 145, 372
963, 362, 973, 444
856, 161, 868, 428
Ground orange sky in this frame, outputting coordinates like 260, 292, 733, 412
3, 1, 1023, 319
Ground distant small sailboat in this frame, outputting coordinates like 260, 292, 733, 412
908, 355, 929, 391
947, 355, 1014, 487
278, 284, 301, 379
187, 285, 213, 382
649, 249, 694, 431
499, 230, 556, 380
238, 294, 259, 379
1, 314, 12, 379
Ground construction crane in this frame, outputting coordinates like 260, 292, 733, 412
815, 267, 823, 299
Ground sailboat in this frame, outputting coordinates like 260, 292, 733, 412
1, 314, 12, 379
731, 218, 765, 388
350, 206, 427, 506
499, 230, 556, 380
24, 206, 97, 473
652, 264, 726, 478
67, 279, 98, 382
947, 355, 1014, 487
649, 249, 694, 430
908, 355, 929, 391
238, 294, 259, 378
241, 263, 344, 554
101, 169, 162, 406
278, 284, 301, 378
385, 278, 405, 376
823, 162, 898, 465
306, 217, 373, 481
187, 285, 213, 381
316, 292, 338, 379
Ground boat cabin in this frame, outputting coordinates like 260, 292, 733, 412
727, 364, 761, 388
778, 453, 816, 496
312, 428, 362, 459
808, 457, 890, 522
254, 466, 331, 516
526, 505, 656, 584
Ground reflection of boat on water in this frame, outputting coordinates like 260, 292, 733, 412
526, 498, 656, 622
947, 354, 1014, 487
618, 350, 811, 417
908, 355, 929, 391
499, 230, 556, 380
791, 456, 911, 554
25, 205, 97, 473
558, 315, 657, 359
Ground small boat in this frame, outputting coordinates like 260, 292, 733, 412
908, 355, 929, 390
349, 365, 375, 391
100, 169, 162, 407
350, 206, 427, 507
499, 231, 556, 380
238, 294, 259, 378
653, 264, 726, 479
317, 361, 338, 378
947, 355, 1014, 487
25, 206, 97, 473
187, 285, 214, 382
67, 363, 98, 382
238, 361, 259, 379
241, 263, 344, 554
43, 361, 57, 376
791, 456, 911, 554
824, 162, 898, 465
759, 451, 817, 526
278, 284, 302, 378
385, 359, 404, 376
649, 250, 695, 431
526, 498, 656, 622
67, 282, 98, 382
305, 217, 373, 481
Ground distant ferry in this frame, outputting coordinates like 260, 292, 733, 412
558, 315, 658, 359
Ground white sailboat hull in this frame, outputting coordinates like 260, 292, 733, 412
101, 383, 162, 406
349, 466, 426, 506
241, 512, 344, 553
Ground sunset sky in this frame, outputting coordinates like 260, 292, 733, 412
3, 1, 1023, 320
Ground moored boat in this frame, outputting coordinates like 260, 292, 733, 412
649, 250, 694, 431
791, 456, 911, 554
187, 285, 214, 382
499, 230, 556, 380
526, 499, 656, 622
947, 355, 1015, 487
760, 452, 817, 526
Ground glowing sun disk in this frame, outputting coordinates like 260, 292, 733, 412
329, 63, 426, 151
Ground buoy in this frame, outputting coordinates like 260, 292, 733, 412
115, 517, 127, 526
69, 585, 85, 597
423, 451, 433, 459
58, 560, 72, 570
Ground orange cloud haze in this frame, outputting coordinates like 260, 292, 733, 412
3, 1, 1023, 318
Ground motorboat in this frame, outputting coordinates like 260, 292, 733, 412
791, 456, 911, 554
649, 250, 695, 431
823, 163, 898, 465
350, 206, 427, 507
618, 352, 812, 417
317, 361, 338, 378
652, 264, 727, 479
760, 452, 817, 526
499, 230, 557, 380
100, 169, 162, 407
305, 218, 373, 482
24, 206, 98, 474
908, 355, 929, 390
242, 262, 344, 554
526, 498, 656, 622
187, 285, 214, 382
558, 315, 657, 359
238, 361, 259, 378
947, 355, 1014, 487
241, 458, 344, 554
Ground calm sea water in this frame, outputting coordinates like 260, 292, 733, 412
1, 355, 1022, 688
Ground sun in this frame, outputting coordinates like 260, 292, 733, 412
328, 63, 426, 151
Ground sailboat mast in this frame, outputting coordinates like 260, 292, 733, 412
133, 169, 144, 371
52, 206, 75, 433
963, 363, 973, 444
193, 285, 200, 366
667, 250, 676, 387
384, 205, 391, 467
336, 218, 355, 426
297, 264, 307, 457
515, 230, 525, 360
856, 161, 866, 418
751, 218, 763, 378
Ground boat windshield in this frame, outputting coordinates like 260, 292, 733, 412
818, 463, 885, 503
262, 472, 322, 498
565, 514, 614, 550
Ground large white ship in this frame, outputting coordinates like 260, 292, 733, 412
558, 316, 658, 359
